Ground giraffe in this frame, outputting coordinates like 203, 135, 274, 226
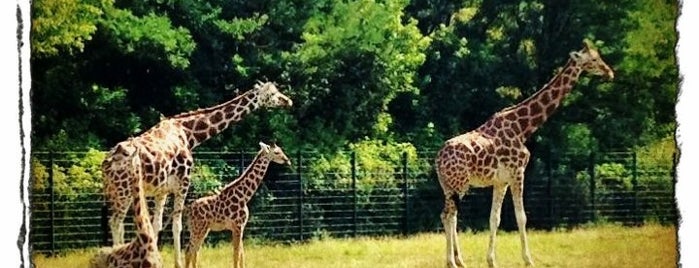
90, 139, 163, 268
102, 81, 292, 268
184, 142, 291, 268
435, 41, 614, 268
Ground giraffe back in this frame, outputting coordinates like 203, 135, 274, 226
102, 120, 193, 199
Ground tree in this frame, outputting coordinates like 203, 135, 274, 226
31, 1, 196, 150
283, 0, 430, 150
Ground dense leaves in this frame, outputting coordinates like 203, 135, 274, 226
31, 0, 677, 159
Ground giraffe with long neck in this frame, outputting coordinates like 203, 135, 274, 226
91, 140, 163, 268
435, 41, 614, 268
102, 82, 292, 268
184, 142, 291, 268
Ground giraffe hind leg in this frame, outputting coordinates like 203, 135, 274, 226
450, 193, 465, 267
441, 194, 464, 268
511, 182, 534, 266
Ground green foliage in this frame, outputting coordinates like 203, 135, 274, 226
214, 13, 269, 41
636, 135, 676, 172
31, 0, 110, 57
284, 0, 430, 149
100, 8, 196, 69
31, 150, 106, 198
306, 139, 421, 191
560, 124, 597, 156
31, 0, 677, 158
596, 162, 632, 190
190, 164, 225, 195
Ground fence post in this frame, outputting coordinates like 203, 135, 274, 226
102, 204, 109, 246
546, 150, 554, 228
351, 151, 357, 237
48, 152, 55, 256
238, 149, 245, 176
588, 152, 596, 223
632, 151, 639, 225
297, 150, 304, 241
402, 151, 409, 236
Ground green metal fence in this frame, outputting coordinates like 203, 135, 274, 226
29, 150, 677, 255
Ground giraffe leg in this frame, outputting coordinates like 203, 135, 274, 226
511, 181, 534, 266
172, 193, 186, 268
232, 226, 245, 268
451, 213, 466, 268
108, 196, 132, 245
184, 221, 209, 268
487, 184, 508, 268
152, 194, 168, 242
441, 195, 462, 268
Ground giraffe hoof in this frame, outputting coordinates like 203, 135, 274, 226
446, 261, 463, 268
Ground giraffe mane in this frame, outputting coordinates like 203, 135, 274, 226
227, 152, 263, 188
498, 58, 577, 114
168, 89, 253, 119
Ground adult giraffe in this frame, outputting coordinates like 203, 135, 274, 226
435, 41, 613, 268
90, 139, 162, 268
102, 81, 292, 268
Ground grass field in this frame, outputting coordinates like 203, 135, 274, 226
32, 224, 677, 268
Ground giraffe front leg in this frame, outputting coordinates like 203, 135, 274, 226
172, 194, 185, 268
108, 195, 131, 246
232, 226, 245, 268
511, 182, 534, 266
487, 185, 508, 268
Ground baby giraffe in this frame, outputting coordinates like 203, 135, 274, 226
184, 142, 291, 268
90, 140, 163, 268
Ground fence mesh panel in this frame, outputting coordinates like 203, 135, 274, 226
29, 150, 677, 255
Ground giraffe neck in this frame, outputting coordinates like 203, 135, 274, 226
478, 59, 583, 140
171, 90, 261, 149
220, 152, 271, 204
129, 146, 157, 246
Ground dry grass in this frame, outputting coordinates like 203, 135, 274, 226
32, 224, 678, 268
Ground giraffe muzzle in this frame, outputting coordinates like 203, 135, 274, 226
605, 70, 615, 80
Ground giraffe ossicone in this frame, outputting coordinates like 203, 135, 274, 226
435, 40, 614, 268
102, 82, 292, 268
184, 142, 291, 268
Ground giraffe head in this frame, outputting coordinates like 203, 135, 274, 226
259, 142, 291, 166
107, 137, 138, 164
569, 40, 614, 80
253, 81, 293, 108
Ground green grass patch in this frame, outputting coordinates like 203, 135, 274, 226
32, 224, 677, 268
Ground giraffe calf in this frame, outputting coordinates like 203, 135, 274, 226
184, 142, 290, 268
